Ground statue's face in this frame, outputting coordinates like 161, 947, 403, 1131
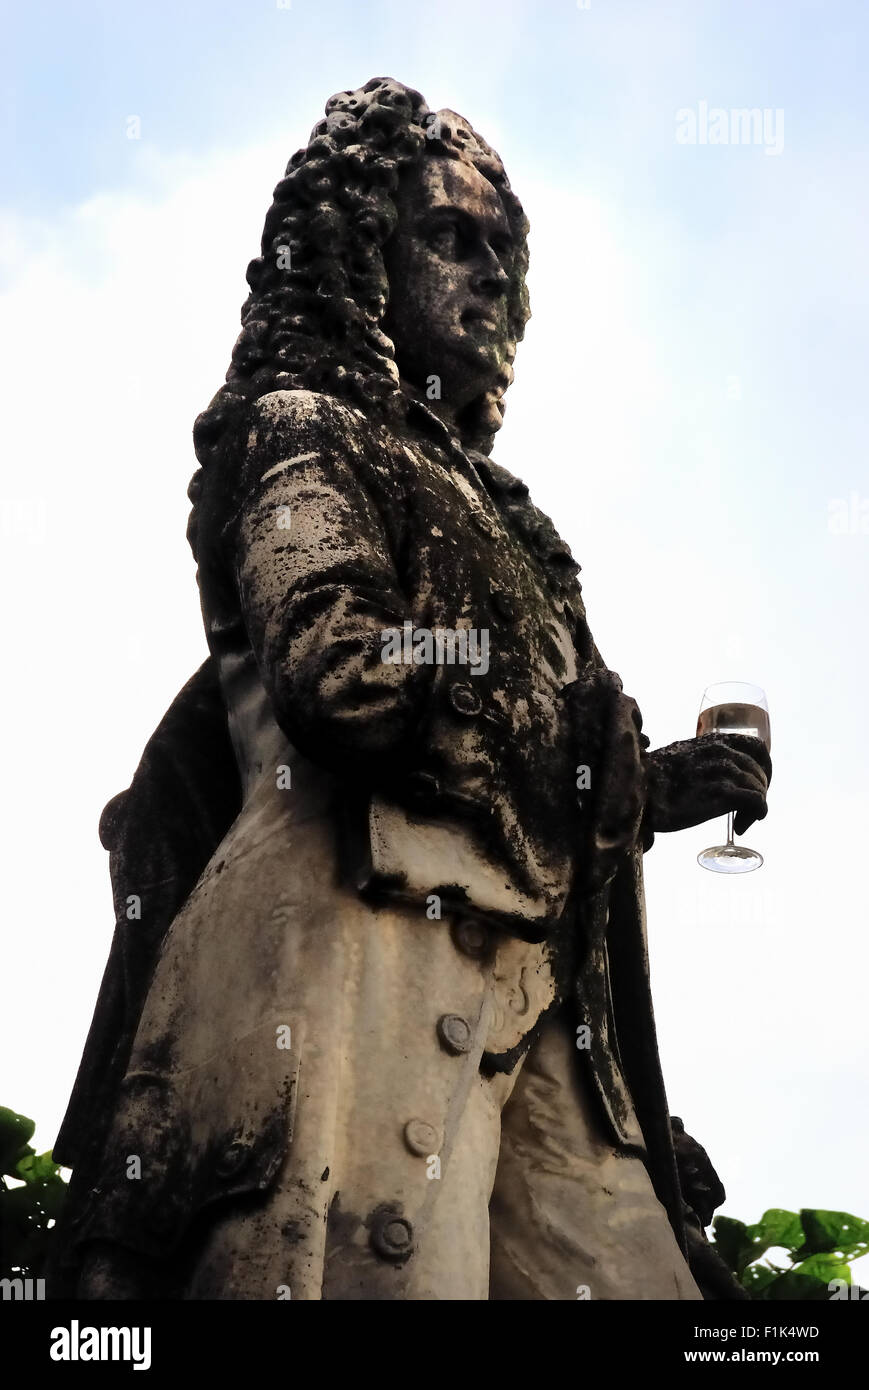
382, 152, 515, 419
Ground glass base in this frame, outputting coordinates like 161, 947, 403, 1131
697, 844, 764, 874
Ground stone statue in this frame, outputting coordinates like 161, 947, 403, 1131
51, 77, 771, 1300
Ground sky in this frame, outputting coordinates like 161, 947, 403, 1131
2, 0, 868, 1287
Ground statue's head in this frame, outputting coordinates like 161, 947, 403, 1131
381, 139, 518, 441
193, 77, 530, 472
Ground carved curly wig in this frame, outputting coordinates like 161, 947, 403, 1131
190, 77, 530, 495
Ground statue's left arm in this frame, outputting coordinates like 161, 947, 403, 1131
644, 734, 771, 837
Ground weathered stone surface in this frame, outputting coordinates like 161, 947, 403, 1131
52, 77, 771, 1301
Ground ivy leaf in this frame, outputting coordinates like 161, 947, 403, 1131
0, 1183, 48, 1243
791, 1252, 852, 1284
0, 1108, 35, 1176
711, 1216, 757, 1275
714, 1210, 804, 1274
793, 1210, 869, 1262
740, 1262, 783, 1295
14, 1151, 60, 1185
746, 1209, 804, 1258
35, 1175, 68, 1221
758, 1269, 836, 1301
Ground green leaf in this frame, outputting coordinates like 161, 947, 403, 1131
714, 1210, 805, 1274
0, 1108, 35, 1176
0, 1183, 49, 1242
740, 1262, 782, 1295
13, 1151, 60, 1184
794, 1210, 869, 1262
746, 1209, 804, 1257
791, 1252, 852, 1284
758, 1270, 835, 1301
0, 1111, 69, 1278
35, 1174, 68, 1221
712, 1216, 757, 1275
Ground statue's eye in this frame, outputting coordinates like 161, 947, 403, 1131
427, 222, 461, 256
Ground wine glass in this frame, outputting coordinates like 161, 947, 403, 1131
696, 681, 770, 874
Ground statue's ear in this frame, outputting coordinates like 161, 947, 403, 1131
99, 789, 130, 852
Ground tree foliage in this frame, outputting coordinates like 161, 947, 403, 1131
0, 1106, 68, 1278
713, 1207, 869, 1299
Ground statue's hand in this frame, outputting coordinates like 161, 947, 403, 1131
645, 734, 771, 836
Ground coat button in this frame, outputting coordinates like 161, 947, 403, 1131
437, 1013, 473, 1055
403, 1119, 441, 1157
370, 1211, 414, 1262
216, 1141, 251, 1178
507, 980, 530, 1015
490, 587, 518, 622
448, 682, 482, 717
451, 917, 492, 960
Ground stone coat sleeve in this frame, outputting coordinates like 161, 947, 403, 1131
214, 389, 434, 779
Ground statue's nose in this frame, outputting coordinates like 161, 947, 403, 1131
471, 244, 510, 297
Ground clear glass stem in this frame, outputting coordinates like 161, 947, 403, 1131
726, 810, 735, 849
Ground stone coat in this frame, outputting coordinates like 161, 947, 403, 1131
52, 389, 688, 1296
